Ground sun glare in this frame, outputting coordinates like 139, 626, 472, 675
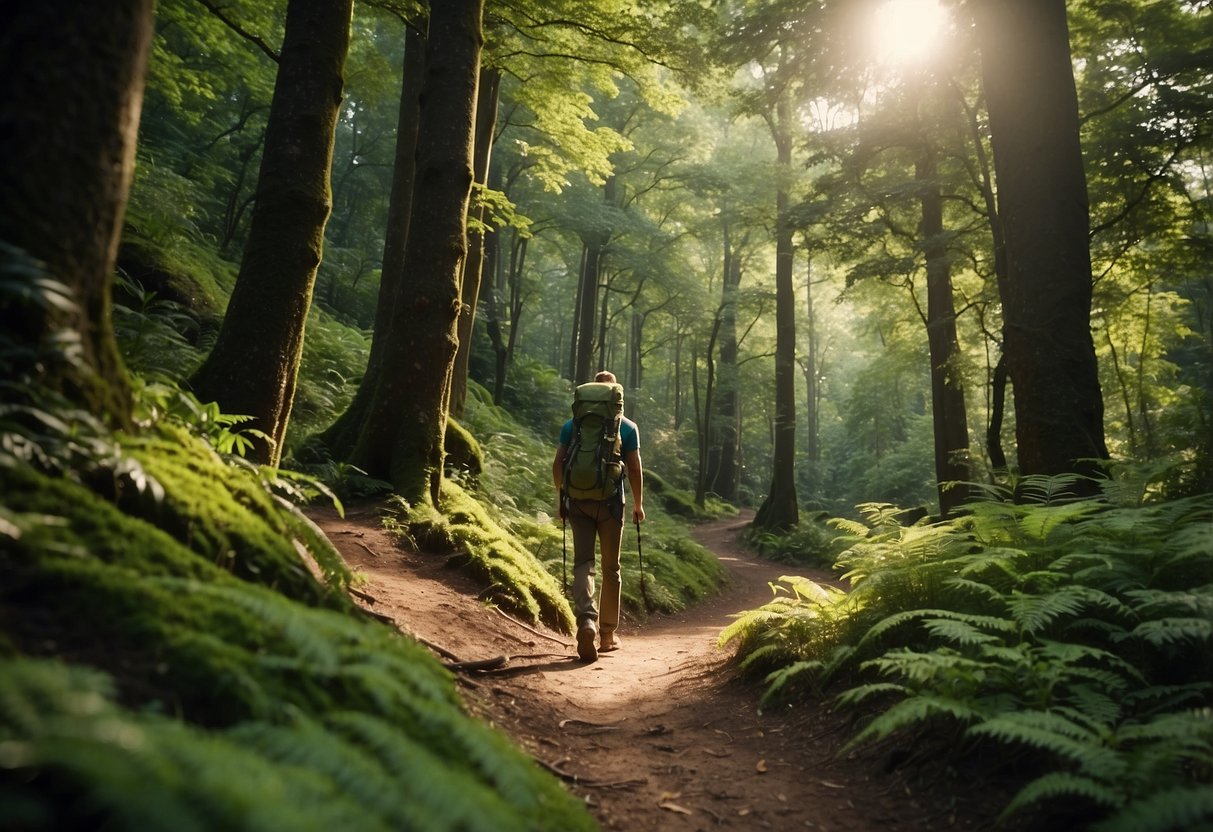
871, 0, 952, 67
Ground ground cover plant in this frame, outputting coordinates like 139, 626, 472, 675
722, 476, 1213, 830
0, 272, 593, 831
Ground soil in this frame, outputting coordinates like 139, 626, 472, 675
312, 504, 1005, 832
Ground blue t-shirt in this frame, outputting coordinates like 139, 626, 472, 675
560, 416, 639, 453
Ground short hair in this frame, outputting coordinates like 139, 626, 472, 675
594, 371, 617, 383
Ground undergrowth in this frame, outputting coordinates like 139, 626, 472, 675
722, 477, 1213, 830
0, 268, 593, 830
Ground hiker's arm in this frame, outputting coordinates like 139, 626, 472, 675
552, 444, 568, 519
625, 450, 644, 523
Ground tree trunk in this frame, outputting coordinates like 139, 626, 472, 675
449, 67, 501, 417
483, 163, 508, 402
0, 0, 154, 427
319, 23, 425, 458
804, 258, 821, 467
191, 0, 354, 465
975, 0, 1109, 484
350, 0, 483, 506
712, 248, 742, 502
695, 313, 723, 507
754, 107, 799, 532
574, 243, 601, 383
918, 153, 972, 516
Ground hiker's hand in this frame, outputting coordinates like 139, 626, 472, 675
632, 505, 645, 524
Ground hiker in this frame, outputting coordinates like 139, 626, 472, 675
552, 370, 645, 663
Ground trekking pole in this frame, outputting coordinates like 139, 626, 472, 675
636, 519, 651, 613
561, 517, 568, 597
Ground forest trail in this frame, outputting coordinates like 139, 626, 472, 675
312, 505, 994, 832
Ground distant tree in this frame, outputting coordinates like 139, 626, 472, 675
0, 1, 154, 426
973, 0, 1109, 481
191, 0, 355, 466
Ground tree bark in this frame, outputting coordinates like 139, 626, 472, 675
707, 223, 742, 501
191, 0, 354, 465
449, 66, 501, 417
319, 23, 425, 459
918, 152, 972, 516
975, 0, 1109, 484
350, 0, 483, 506
754, 102, 799, 532
0, 0, 154, 427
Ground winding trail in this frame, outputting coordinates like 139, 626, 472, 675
314, 506, 993, 832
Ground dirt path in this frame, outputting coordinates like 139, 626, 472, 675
314, 505, 995, 832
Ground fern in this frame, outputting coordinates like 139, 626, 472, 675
846, 693, 979, 748
1000, 772, 1124, 820
967, 711, 1124, 775
1093, 787, 1213, 832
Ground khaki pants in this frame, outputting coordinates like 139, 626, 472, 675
567, 498, 622, 636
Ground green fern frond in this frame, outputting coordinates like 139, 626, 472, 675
1093, 786, 1213, 832
834, 682, 912, 708
845, 693, 978, 749
966, 711, 1124, 776
762, 660, 826, 703
829, 517, 872, 538
1124, 617, 1213, 648
1000, 772, 1123, 821
1121, 685, 1213, 716
1007, 586, 1103, 633
739, 642, 785, 670
920, 616, 1004, 647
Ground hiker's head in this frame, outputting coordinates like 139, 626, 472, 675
594, 371, 617, 383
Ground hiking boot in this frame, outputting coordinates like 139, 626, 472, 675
600, 632, 621, 652
576, 621, 598, 662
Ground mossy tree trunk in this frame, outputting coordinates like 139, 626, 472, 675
319, 22, 425, 459
974, 0, 1109, 484
0, 1, 153, 428
449, 66, 501, 418
190, 0, 354, 466
350, 0, 484, 507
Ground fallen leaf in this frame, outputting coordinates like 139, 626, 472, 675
659, 802, 693, 815
821, 780, 845, 789
756, 759, 768, 773
738, 808, 751, 817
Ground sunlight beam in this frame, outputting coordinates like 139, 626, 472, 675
871, 0, 952, 68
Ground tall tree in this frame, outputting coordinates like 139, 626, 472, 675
449, 66, 501, 417
0, 1, 154, 426
319, 21, 425, 458
191, 0, 355, 465
917, 149, 972, 514
349, 0, 484, 506
753, 59, 800, 532
973, 0, 1109, 481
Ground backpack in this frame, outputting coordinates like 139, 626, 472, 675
563, 382, 625, 501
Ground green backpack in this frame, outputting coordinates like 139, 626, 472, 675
563, 382, 625, 501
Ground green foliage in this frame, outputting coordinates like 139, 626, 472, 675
385, 482, 576, 633
0, 292, 591, 829
747, 511, 841, 566
722, 479, 1213, 827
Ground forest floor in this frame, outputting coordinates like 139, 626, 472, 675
312, 504, 1007, 832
